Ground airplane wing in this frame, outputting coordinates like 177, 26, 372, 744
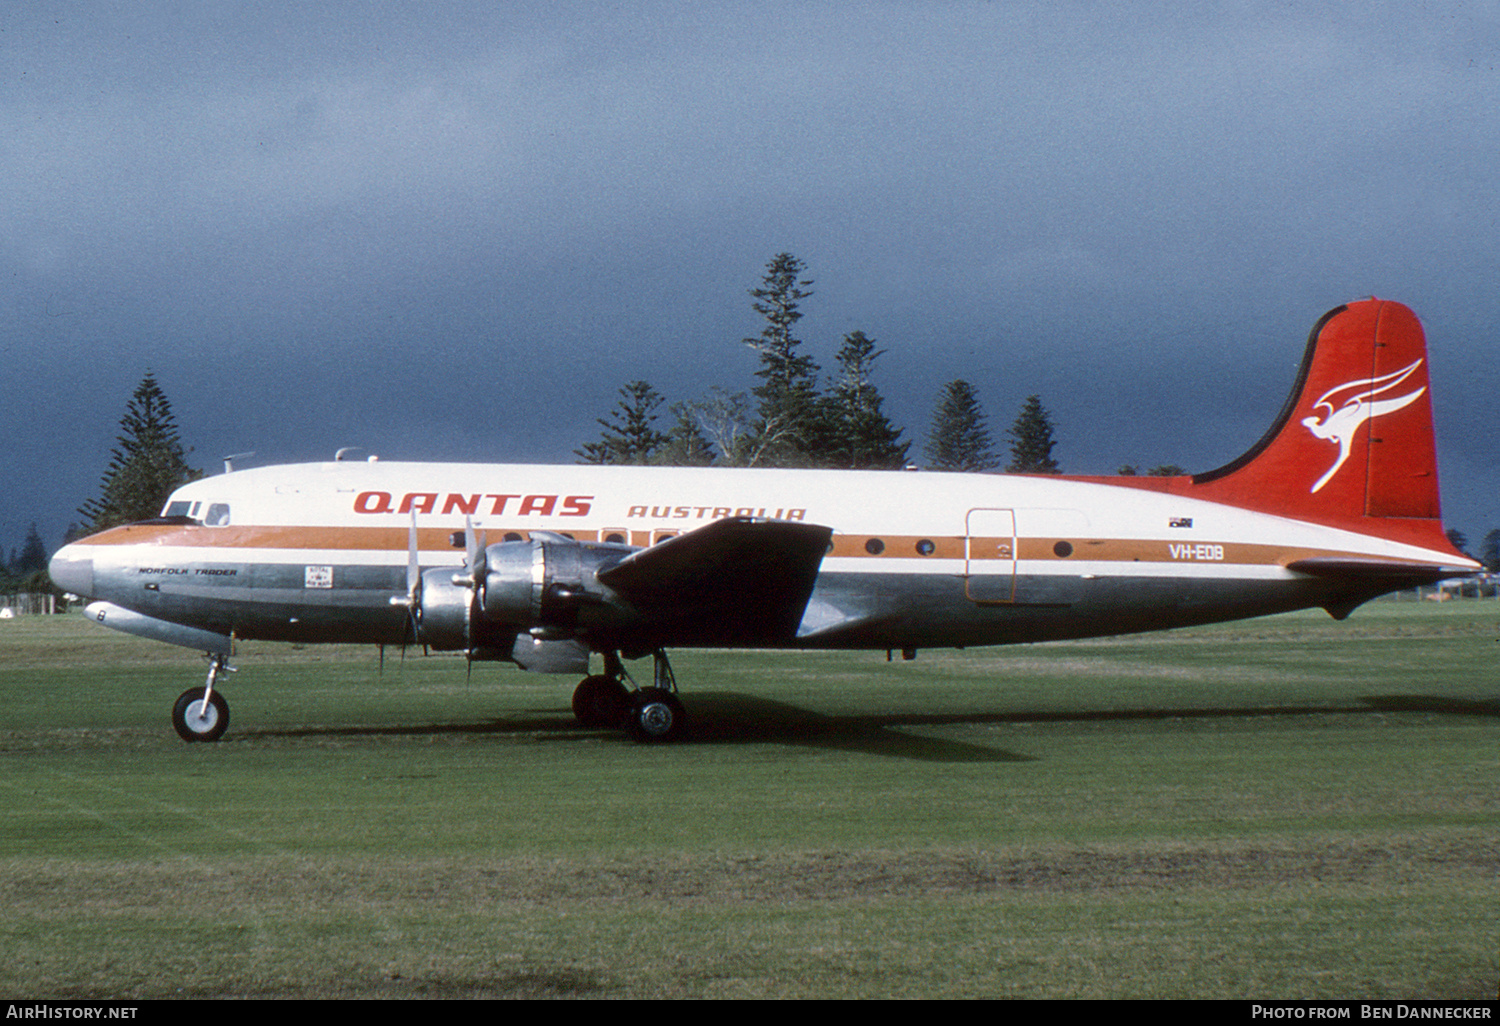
598, 517, 833, 645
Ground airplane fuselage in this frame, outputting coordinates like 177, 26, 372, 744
52, 459, 1465, 658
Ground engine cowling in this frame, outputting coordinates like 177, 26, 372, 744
480, 536, 593, 624
413, 566, 478, 653
415, 534, 633, 661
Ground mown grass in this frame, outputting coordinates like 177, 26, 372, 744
0, 600, 1496, 998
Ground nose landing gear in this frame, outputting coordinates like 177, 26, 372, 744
171, 652, 233, 742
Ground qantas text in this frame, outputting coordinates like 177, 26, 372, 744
354, 493, 593, 517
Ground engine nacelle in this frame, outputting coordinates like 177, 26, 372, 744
415, 534, 633, 658
414, 567, 478, 653
479, 535, 622, 629
477, 539, 540, 623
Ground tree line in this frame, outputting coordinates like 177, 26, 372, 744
1, 523, 51, 596
8, 260, 1500, 603
3, 372, 200, 603
575, 253, 1061, 474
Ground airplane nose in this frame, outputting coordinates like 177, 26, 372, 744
49, 545, 95, 599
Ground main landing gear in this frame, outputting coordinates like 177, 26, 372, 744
572, 649, 686, 743
171, 652, 233, 742
167, 648, 685, 744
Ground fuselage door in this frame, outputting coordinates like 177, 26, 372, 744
965, 508, 1017, 603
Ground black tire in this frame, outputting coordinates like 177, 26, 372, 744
572, 675, 630, 728
172, 687, 230, 743
627, 687, 686, 743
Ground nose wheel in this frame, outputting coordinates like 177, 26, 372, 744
171, 653, 233, 742
172, 687, 230, 742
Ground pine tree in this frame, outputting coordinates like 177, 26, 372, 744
15, 524, 48, 575
3, 524, 53, 598
925, 380, 997, 471
655, 402, 717, 466
78, 373, 200, 531
1480, 528, 1500, 572
574, 381, 670, 465
821, 331, 908, 469
1006, 394, 1060, 474
741, 253, 821, 466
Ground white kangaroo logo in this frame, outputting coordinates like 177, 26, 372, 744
1300, 359, 1425, 493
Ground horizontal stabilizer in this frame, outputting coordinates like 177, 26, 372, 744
1285, 557, 1476, 585
598, 518, 832, 644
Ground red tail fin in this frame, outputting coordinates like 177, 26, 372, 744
1192, 299, 1446, 530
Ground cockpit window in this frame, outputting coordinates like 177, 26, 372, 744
158, 500, 231, 526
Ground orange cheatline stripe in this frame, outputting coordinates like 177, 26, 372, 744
72, 522, 1423, 570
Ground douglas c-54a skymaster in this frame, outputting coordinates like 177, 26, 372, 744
49, 298, 1480, 743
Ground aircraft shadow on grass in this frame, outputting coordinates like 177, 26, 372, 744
246, 693, 1030, 763
242, 690, 1498, 763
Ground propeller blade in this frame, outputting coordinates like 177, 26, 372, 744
464, 516, 487, 585
407, 509, 421, 597
399, 508, 422, 653
463, 516, 485, 670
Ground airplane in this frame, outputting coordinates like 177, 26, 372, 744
48, 298, 1481, 744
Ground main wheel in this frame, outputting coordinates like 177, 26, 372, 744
627, 687, 686, 743
572, 674, 630, 728
172, 688, 230, 743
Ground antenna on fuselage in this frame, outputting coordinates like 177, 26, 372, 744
221, 452, 256, 474
335, 447, 361, 461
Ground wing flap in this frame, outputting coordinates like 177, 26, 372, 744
598, 518, 832, 644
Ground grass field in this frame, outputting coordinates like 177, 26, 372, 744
1, 600, 1496, 999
